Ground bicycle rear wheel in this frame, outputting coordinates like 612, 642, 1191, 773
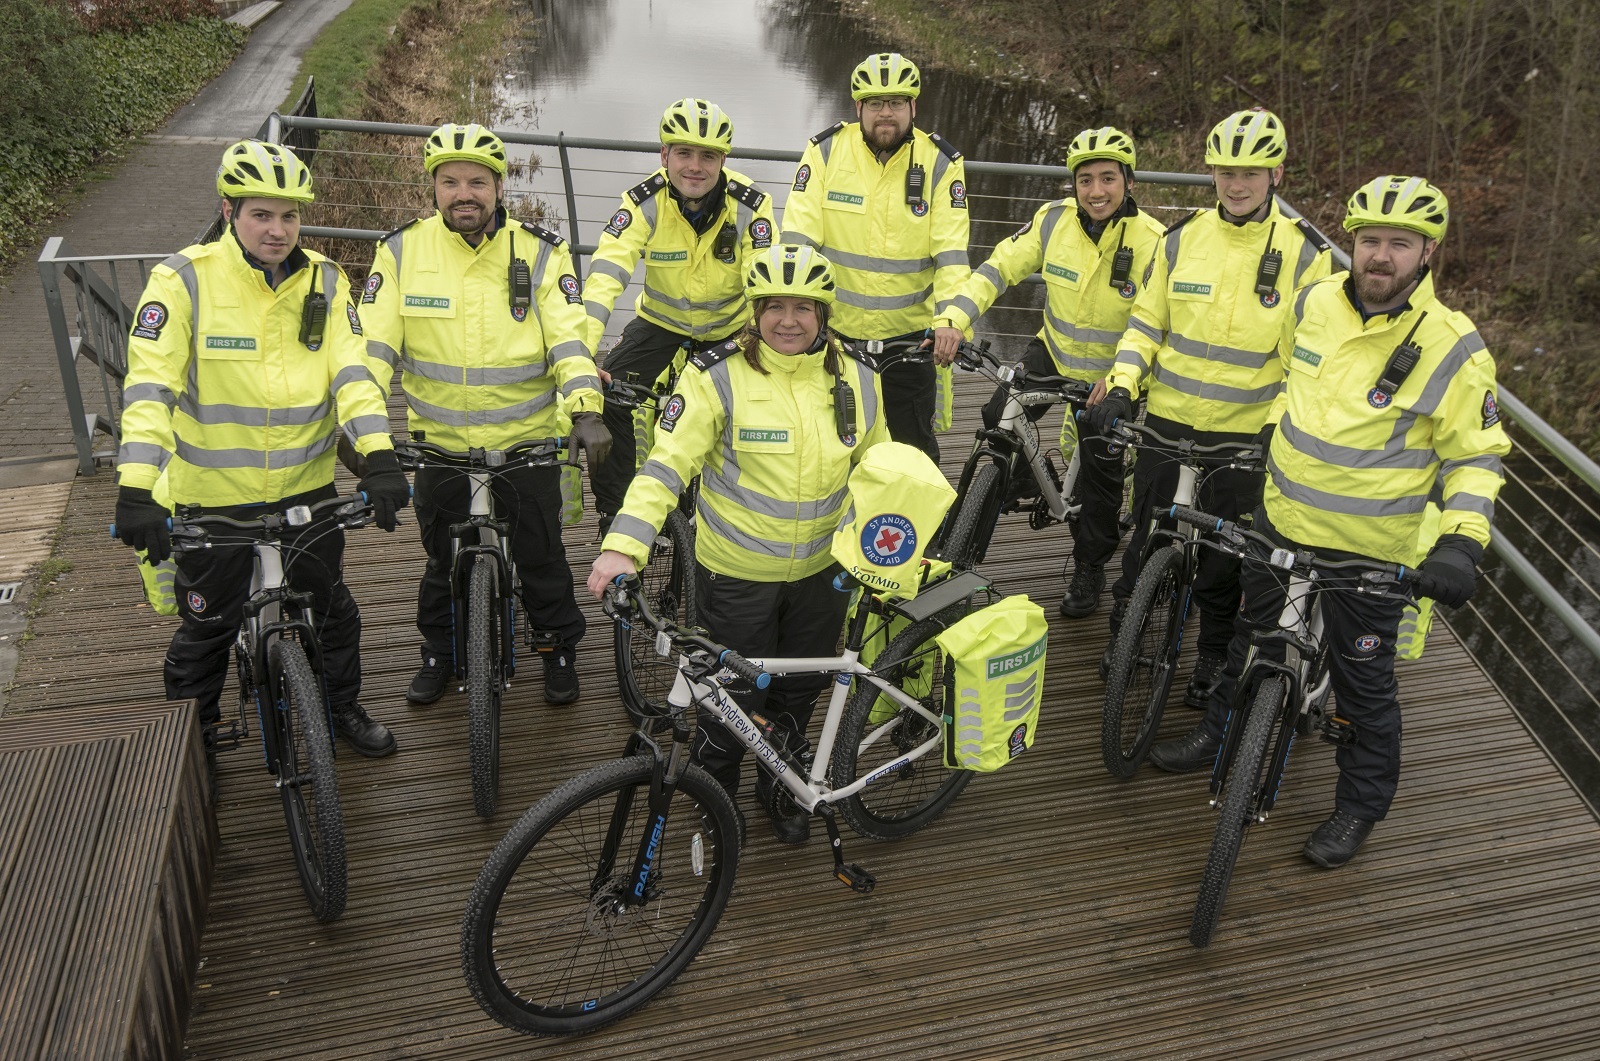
939, 462, 1002, 569
831, 600, 975, 840
615, 509, 695, 722
467, 555, 503, 819
268, 639, 347, 922
1101, 546, 1186, 778
462, 755, 740, 1036
1189, 675, 1285, 948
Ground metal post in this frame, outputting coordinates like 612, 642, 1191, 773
557, 132, 582, 278
36, 238, 96, 476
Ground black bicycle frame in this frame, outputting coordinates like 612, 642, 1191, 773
448, 520, 517, 682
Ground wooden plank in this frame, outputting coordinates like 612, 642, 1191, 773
0, 479, 71, 582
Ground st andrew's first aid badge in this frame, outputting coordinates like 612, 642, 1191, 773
860, 514, 916, 567
133, 301, 168, 341
659, 393, 686, 433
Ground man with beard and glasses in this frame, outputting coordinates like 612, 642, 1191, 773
363, 123, 610, 708
782, 52, 969, 462
1086, 108, 1333, 717
1149, 174, 1508, 867
582, 99, 777, 536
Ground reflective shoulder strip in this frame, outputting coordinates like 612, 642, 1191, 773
853, 356, 879, 432
1410, 332, 1488, 417
1036, 202, 1070, 254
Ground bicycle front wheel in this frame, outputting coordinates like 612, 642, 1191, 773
462, 755, 740, 1037
1101, 546, 1186, 778
615, 509, 695, 723
831, 600, 975, 840
939, 462, 1002, 569
466, 555, 503, 819
1190, 675, 1285, 948
268, 639, 347, 922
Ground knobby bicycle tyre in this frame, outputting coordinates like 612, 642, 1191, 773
831, 599, 976, 840
1101, 546, 1186, 778
467, 556, 503, 819
615, 509, 695, 723
461, 755, 740, 1036
940, 462, 1002, 570
269, 639, 347, 922
1190, 675, 1285, 948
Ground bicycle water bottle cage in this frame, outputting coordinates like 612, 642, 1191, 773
285, 504, 313, 527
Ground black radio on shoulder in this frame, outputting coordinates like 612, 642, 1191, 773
832, 374, 857, 438
1109, 245, 1134, 288
1254, 248, 1282, 298
713, 221, 737, 262
1374, 314, 1428, 397
904, 165, 925, 206
508, 257, 532, 310
299, 290, 327, 348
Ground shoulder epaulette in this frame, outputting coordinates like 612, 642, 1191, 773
688, 339, 742, 371
625, 173, 668, 206
810, 121, 847, 145
839, 341, 881, 371
380, 217, 422, 243
520, 221, 566, 247
1164, 210, 1202, 237
726, 178, 767, 210
927, 132, 962, 161
1293, 216, 1331, 252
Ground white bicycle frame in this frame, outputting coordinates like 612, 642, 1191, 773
241, 503, 319, 656
661, 641, 944, 813
991, 363, 1081, 524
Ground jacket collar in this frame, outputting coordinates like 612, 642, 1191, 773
227, 226, 309, 290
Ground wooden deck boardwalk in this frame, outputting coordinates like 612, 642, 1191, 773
12, 389, 1600, 1060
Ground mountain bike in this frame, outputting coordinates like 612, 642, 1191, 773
1164, 507, 1427, 947
461, 566, 993, 1036
935, 341, 1098, 570
163, 493, 375, 922
393, 436, 571, 819
1099, 423, 1264, 777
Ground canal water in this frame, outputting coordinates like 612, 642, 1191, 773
509, 0, 1600, 812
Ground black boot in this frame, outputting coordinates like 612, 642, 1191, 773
538, 639, 579, 705
1059, 563, 1105, 619
1184, 653, 1225, 710
331, 701, 397, 757
406, 648, 452, 705
1302, 810, 1375, 868
1148, 726, 1221, 773
754, 770, 810, 844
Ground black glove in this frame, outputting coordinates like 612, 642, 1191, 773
1086, 387, 1135, 437
115, 485, 172, 565
1255, 421, 1276, 456
358, 448, 410, 532
1417, 533, 1482, 608
571, 411, 613, 469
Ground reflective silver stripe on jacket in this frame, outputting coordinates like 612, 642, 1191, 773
344, 414, 388, 437
1167, 331, 1278, 370
694, 495, 836, 560
637, 458, 685, 498
405, 389, 556, 426
824, 247, 935, 275
331, 364, 376, 396
835, 286, 933, 312
1279, 413, 1436, 470
589, 259, 632, 287
1268, 452, 1429, 517
1043, 330, 1116, 374
366, 340, 399, 367
1443, 491, 1496, 517
1150, 361, 1281, 405
124, 382, 176, 410
609, 511, 658, 552
178, 393, 331, 427
1043, 304, 1122, 347
700, 466, 849, 521
401, 354, 548, 386
174, 432, 335, 469
118, 441, 171, 469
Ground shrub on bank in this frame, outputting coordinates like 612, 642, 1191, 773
0, 6, 245, 265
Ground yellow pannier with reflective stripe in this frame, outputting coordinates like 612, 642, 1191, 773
936, 595, 1047, 771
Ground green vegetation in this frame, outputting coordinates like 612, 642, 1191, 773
278, 0, 419, 118
0, 4, 245, 266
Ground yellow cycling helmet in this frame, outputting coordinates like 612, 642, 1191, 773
850, 52, 922, 100
659, 98, 734, 153
1065, 126, 1136, 173
424, 123, 507, 176
1343, 175, 1449, 241
747, 244, 836, 304
1204, 108, 1288, 168
215, 140, 314, 202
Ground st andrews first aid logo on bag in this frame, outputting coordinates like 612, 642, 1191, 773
860, 513, 916, 567
986, 633, 1046, 680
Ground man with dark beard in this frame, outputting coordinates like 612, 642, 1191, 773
1148, 174, 1509, 867
363, 123, 610, 708
782, 52, 969, 462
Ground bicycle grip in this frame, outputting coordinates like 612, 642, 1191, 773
1169, 506, 1226, 532
718, 650, 771, 690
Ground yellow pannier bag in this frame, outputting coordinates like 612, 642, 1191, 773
856, 557, 953, 723
830, 441, 956, 598
936, 595, 1047, 771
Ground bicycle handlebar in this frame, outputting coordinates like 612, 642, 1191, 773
392, 435, 568, 471
1111, 421, 1264, 463
954, 340, 1094, 403
157, 493, 374, 551
605, 574, 771, 690
1169, 505, 1421, 596
603, 377, 663, 411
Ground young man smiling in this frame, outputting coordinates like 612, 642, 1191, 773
1149, 175, 1509, 867
1087, 108, 1334, 709
931, 126, 1166, 617
582, 98, 777, 533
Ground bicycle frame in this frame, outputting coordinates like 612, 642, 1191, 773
953, 377, 1083, 528
447, 468, 517, 683
238, 541, 324, 772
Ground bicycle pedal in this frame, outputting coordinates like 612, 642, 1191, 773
1319, 717, 1358, 746
833, 862, 876, 894
203, 719, 246, 752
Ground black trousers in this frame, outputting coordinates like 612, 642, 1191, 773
979, 337, 1125, 569
836, 329, 939, 463
690, 564, 851, 798
1195, 511, 1407, 821
1113, 412, 1264, 659
166, 483, 361, 721
414, 462, 584, 655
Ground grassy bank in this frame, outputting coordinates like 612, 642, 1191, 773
277, 0, 417, 119
839, 0, 1599, 450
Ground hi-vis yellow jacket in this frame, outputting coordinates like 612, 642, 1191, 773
603, 340, 889, 582
782, 122, 970, 338
583, 169, 776, 352
1263, 270, 1509, 562
936, 198, 1166, 382
1106, 201, 1333, 433
363, 211, 603, 452
118, 229, 390, 506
